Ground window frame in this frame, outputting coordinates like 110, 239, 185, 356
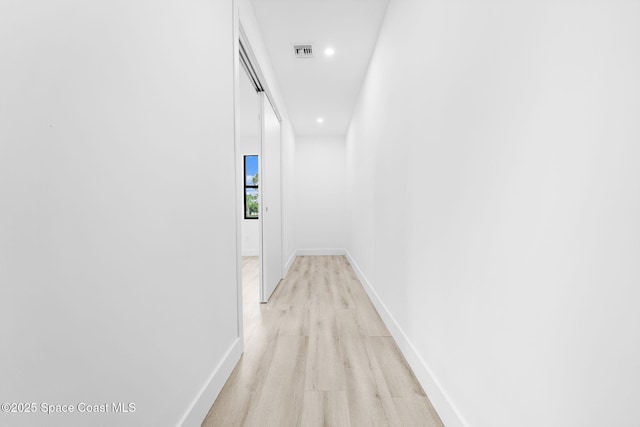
243, 155, 259, 220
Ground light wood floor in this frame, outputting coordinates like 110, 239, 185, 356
240, 256, 261, 344
202, 255, 443, 427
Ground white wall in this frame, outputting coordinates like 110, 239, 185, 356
0, 2, 239, 426
281, 124, 296, 269
295, 136, 347, 254
239, 0, 297, 271
346, 1, 640, 426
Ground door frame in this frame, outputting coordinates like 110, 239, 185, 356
234, 19, 284, 344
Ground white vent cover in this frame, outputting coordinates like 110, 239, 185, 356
293, 44, 313, 58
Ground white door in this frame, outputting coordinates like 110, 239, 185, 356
260, 93, 282, 302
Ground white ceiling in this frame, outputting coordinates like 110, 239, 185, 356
250, 0, 389, 136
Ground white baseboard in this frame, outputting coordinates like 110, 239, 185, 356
179, 337, 243, 427
345, 251, 467, 427
296, 248, 346, 256
283, 251, 296, 277
241, 249, 259, 257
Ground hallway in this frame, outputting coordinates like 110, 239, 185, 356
202, 256, 443, 427
3, 1, 639, 426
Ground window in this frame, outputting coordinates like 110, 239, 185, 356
244, 155, 259, 219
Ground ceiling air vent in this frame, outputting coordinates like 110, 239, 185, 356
293, 44, 313, 58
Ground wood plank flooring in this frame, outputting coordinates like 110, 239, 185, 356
202, 256, 443, 427
241, 256, 261, 343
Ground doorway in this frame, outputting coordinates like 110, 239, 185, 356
238, 64, 261, 341
236, 28, 284, 345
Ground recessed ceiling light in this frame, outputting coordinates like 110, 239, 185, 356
317, 117, 324, 123
324, 47, 335, 56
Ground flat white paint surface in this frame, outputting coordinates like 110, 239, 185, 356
347, 0, 640, 426
250, 0, 388, 135
0, 1, 238, 426
281, 124, 296, 266
239, 63, 261, 139
294, 136, 347, 252
260, 94, 283, 302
